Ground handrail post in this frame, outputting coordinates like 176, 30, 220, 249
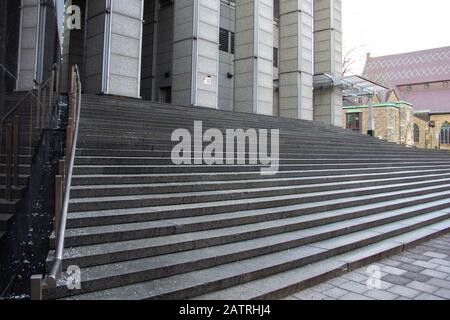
30, 275, 43, 300
66, 124, 73, 161
12, 115, 20, 188
29, 97, 34, 156
36, 86, 42, 129
54, 175, 63, 242
5, 123, 13, 201
41, 89, 47, 129
59, 159, 66, 182
55, 66, 60, 94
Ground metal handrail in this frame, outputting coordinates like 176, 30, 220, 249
45, 65, 82, 287
0, 63, 60, 200
0, 63, 59, 127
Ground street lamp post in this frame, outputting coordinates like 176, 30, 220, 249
367, 94, 375, 137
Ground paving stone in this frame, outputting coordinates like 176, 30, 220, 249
382, 274, 412, 286
399, 263, 425, 273
429, 258, 450, 267
380, 265, 407, 276
354, 267, 387, 279
436, 265, 450, 275
380, 259, 402, 267
425, 244, 450, 252
311, 283, 335, 293
339, 280, 370, 295
415, 293, 445, 300
421, 246, 450, 256
412, 260, 439, 269
402, 253, 433, 262
292, 289, 328, 300
401, 271, 431, 283
340, 292, 374, 300
409, 247, 428, 255
387, 285, 421, 299
434, 289, 450, 299
377, 280, 395, 290
406, 281, 439, 294
426, 278, 450, 290
322, 287, 349, 299
341, 271, 369, 283
328, 277, 350, 287
423, 252, 448, 259
421, 269, 448, 279
390, 256, 415, 264
281, 296, 298, 300
364, 289, 398, 300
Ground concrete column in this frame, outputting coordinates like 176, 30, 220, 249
60, 0, 86, 93
84, 0, 144, 98
279, 0, 314, 120
234, 0, 274, 115
172, 0, 220, 109
140, 0, 159, 100
16, 0, 40, 90
313, 0, 343, 125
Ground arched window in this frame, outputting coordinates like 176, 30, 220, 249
414, 124, 420, 143
441, 121, 450, 145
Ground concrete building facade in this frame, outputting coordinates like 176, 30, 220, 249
0, 0, 59, 93
57, 0, 343, 124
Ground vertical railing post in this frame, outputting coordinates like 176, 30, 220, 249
66, 124, 73, 162
54, 175, 63, 242
59, 159, 66, 182
55, 66, 60, 95
29, 97, 34, 156
5, 123, 13, 201
36, 87, 42, 128
41, 89, 47, 129
30, 275, 43, 300
12, 116, 20, 188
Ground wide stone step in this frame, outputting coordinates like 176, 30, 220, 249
192, 220, 450, 300
0, 164, 31, 175
0, 186, 25, 200
70, 168, 450, 187
65, 184, 450, 228
69, 166, 450, 185
52, 213, 450, 300
0, 174, 29, 185
0, 200, 20, 213
67, 178, 450, 213
77, 126, 388, 143
74, 147, 450, 159
76, 139, 411, 154
52, 193, 449, 267
73, 156, 450, 167
71, 162, 450, 176
76, 130, 392, 150
69, 172, 450, 199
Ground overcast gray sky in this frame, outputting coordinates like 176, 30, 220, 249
342, 0, 450, 74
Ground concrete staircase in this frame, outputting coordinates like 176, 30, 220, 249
44, 94, 450, 300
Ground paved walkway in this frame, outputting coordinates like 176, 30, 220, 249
286, 233, 450, 300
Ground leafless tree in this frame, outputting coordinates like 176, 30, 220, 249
342, 47, 358, 77
342, 44, 369, 76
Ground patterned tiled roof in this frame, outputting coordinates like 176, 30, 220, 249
363, 47, 450, 113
